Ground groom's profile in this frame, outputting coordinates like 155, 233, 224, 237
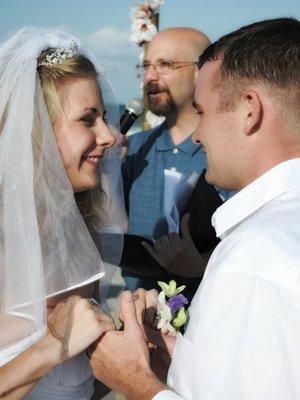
90, 17, 300, 400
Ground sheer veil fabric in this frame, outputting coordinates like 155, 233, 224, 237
0, 27, 126, 365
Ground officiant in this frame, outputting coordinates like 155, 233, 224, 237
121, 27, 230, 297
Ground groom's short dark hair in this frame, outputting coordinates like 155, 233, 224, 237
198, 18, 300, 112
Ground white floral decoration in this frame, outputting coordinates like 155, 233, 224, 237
130, 0, 165, 127
130, 1, 163, 45
156, 280, 189, 332
148, 0, 164, 10
157, 291, 174, 332
131, 5, 152, 20
131, 0, 164, 21
130, 18, 158, 45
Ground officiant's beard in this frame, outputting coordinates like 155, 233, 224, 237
145, 83, 176, 116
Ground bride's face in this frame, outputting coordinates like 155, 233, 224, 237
54, 77, 116, 192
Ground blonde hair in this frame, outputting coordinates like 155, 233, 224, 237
37, 49, 105, 225
37, 49, 98, 123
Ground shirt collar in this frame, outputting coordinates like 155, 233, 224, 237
155, 122, 201, 155
212, 158, 300, 239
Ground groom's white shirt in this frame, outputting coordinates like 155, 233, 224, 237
153, 158, 300, 400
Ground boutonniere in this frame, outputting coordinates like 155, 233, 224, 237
156, 280, 189, 332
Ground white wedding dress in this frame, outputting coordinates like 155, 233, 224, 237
24, 353, 95, 400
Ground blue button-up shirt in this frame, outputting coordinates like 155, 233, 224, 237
122, 123, 208, 239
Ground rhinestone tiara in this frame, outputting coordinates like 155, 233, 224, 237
38, 40, 79, 67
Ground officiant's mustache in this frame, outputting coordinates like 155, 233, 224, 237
145, 83, 171, 96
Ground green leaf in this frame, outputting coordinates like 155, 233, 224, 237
174, 285, 186, 295
172, 307, 188, 329
157, 280, 186, 298
157, 281, 169, 293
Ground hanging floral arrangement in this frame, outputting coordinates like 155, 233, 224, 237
129, 0, 164, 46
129, 0, 165, 128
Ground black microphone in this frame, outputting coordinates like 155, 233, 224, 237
120, 98, 144, 134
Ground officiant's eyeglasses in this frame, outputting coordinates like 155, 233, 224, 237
136, 60, 198, 78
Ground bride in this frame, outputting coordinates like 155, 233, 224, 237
0, 27, 126, 399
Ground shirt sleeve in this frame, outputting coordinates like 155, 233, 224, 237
152, 390, 185, 400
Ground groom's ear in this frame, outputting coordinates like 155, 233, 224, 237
242, 89, 263, 136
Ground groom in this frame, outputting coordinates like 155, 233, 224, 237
90, 18, 300, 399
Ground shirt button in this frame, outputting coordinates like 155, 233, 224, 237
170, 167, 177, 172
173, 148, 179, 154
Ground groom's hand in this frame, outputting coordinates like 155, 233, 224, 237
119, 287, 158, 327
90, 291, 167, 399
143, 325, 177, 382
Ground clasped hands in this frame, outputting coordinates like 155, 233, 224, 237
45, 295, 115, 367
46, 288, 176, 396
90, 289, 176, 398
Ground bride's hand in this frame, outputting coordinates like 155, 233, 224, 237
46, 283, 94, 310
119, 288, 158, 327
45, 295, 116, 366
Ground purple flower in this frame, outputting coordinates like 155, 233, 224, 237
168, 294, 188, 313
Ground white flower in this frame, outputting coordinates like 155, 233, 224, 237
148, 0, 164, 11
157, 291, 174, 332
130, 18, 158, 45
131, 5, 152, 21
130, 1, 163, 21
146, 110, 165, 128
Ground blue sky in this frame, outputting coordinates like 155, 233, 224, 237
1, 0, 299, 103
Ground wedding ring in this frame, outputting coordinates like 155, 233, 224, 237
150, 312, 161, 329
154, 312, 162, 321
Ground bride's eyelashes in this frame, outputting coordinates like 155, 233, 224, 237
79, 109, 108, 127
